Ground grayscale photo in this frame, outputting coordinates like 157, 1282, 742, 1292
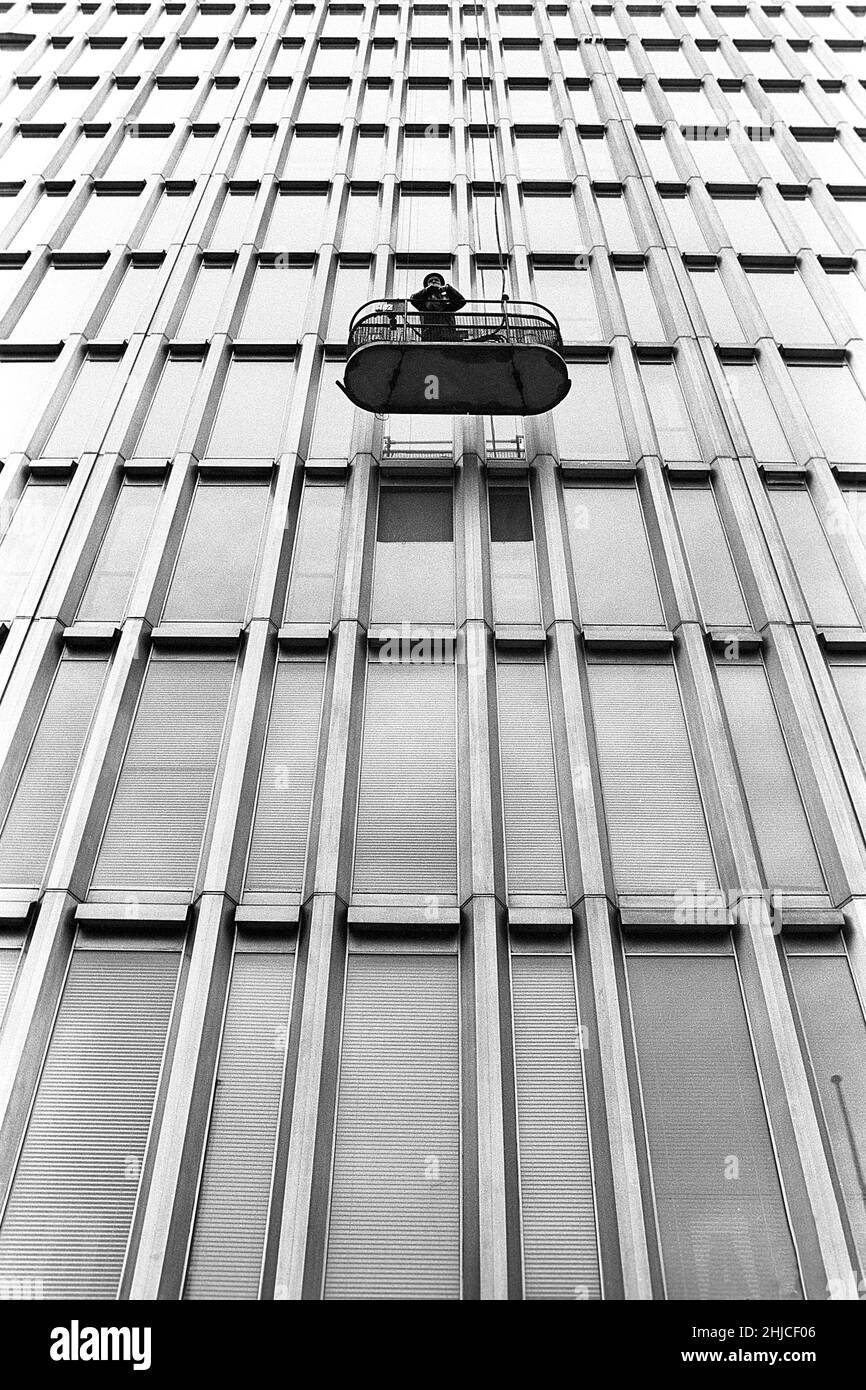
0, 0, 863, 1369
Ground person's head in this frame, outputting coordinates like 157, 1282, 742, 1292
423, 272, 446, 290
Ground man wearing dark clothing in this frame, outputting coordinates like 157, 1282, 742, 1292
409, 272, 467, 341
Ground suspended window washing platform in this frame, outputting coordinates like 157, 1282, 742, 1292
337, 299, 572, 416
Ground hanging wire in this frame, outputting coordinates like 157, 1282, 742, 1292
470, 0, 510, 452
470, 0, 508, 305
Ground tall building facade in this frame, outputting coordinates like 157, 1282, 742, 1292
0, 0, 865, 1303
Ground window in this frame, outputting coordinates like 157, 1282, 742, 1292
135, 354, 205, 458
0, 361, 59, 455
715, 194, 786, 251
211, 189, 256, 248
0, 657, 105, 888
140, 188, 195, 251
0, 938, 182, 1297
555, 361, 629, 460
686, 131, 748, 182
532, 265, 600, 340
372, 486, 455, 623
324, 951, 460, 1297
724, 362, 794, 462
396, 191, 453, 250
206, 356, 295, 457
639, 133, 681, 182
11, 266, 100, 342
162, 481, 268, 622
488, 485, 540, 623
785, 940, 866, 1273
233, 128, 276, 181
267, 184, 332, 253
565, 484, 663, 625
91, 654, 234, 892
284, 482, 344, 623
626, 945, 801, 1299
5, 191, 69, 253
716, 661, 823, 892
327, 263, 371, 340
403, 82, 447, 123
107, 129, 173, 181
788, 363, 866, 464
178, 262, 233, 339
64, 191, 145, 252
688, 267, 744, 341
522, 193, 580, 252
183, 937, 294, 1298
783, 197, 839, 257
77, 482, 160, 622
615, 266, 665, 340
97, 260, 160, 339
308, 360, 357, 457
639, 360, 700, 460
497, 655, 565, 895
243, 658, 325, 895
582, 131, 618, 181
767, 484, 858, 626
830, 657, 866, 767
660, 192, 707, 252
597, 192, 640, 252
511, 948, 601, 1298
0, 483, 66, 620
354, 657, 458, 893
283, 132, 339, 180
671, 484, 751, 627
516, 133, 568, 180
587, 658, 717, 890
44, 355, 124, 458
342, 190, 380, 248
240, 262, 311, 340
746, 269, 832, 343
403, 129, 452, 180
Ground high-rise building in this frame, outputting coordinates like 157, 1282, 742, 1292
0, 0, 865, 1305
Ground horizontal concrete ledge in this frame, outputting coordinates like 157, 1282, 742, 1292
559, 459, 636, 479
197, 457, 275, 477
832, 462, 866, 485
484, 456, 530, 474
367, 624, 458, 645
494, 624, 547, 650
150, 622, 243, 648
63, 622, 120, 648
706, 626, 764, 653
508, 907, 574, 930
758, 460, 809, 478
664, 460, 713, 480
27, 458, 77, 479
0, 897, 37, 924
347, 905, 462, 929
302, 458, 350, 479
620, 905, 733, 932
776, 906, 848, 934
379, 459, 456, 478
75, 902, 191, 927
235, 904, 300, 929
582, 625, 675, 652
817, 627, 866, 653
277, 623, 331, 648
123, 458, 172, 477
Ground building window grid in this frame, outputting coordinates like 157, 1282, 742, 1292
0, 0, 863, 1307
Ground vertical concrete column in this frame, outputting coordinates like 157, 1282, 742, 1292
273, 457, 372, 1298
533, 457, 653, 1299
459, 457, 509, 1299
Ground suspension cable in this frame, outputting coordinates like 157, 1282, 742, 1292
471, 0, 508, 305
